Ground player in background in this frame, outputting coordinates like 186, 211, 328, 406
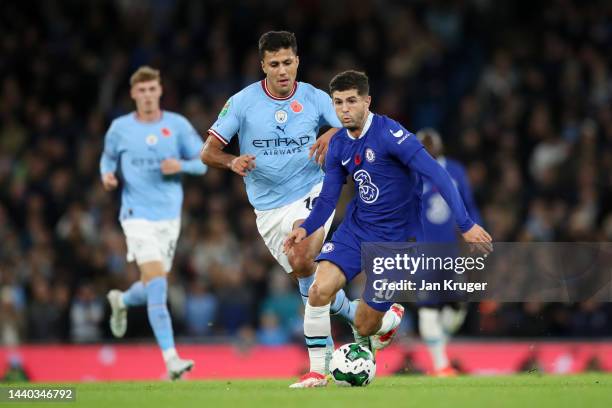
100, 66, 207, 380
416, 128, 482, 377
200, 31, 357, 369
284, 70, 492, 388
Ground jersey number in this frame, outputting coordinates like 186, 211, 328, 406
304, 196, 318, 211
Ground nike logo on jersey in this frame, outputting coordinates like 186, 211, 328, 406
390, 129, 404, 138
341, 158, 351, 166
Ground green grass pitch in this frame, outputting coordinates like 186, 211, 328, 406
3, 374, 611, 408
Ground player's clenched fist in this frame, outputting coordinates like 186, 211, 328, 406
229, 154, 256, 176
283, 227, 307, 254
462, 224, 493, 254
102, 172, 119, 191
161, 158, 182, 175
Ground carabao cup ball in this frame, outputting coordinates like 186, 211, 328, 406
329, 343, 376, 387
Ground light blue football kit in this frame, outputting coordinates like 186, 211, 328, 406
208, 79, 356, 351
209, 79, 341, 210
100, 111, 207, 221
100, 110, 206, 363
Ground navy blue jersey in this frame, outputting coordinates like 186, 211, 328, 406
422, 158, 482, 242
302, 113, 474, 243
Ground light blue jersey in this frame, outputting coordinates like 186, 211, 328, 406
100, 111, 207, 221
209, 80, 341, 210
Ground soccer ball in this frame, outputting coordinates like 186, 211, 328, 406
329, 343, 376, 387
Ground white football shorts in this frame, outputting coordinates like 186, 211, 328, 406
120, 218, 181, 273
254, 182, 335, 273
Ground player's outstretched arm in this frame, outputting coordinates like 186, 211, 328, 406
200, 134, 255, 176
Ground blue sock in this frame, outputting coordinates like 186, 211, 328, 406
297, 275, 315, 305
298, 275, 334, 349
330, 289, 356, 324
122, 281, 147, 307
146, 277, 175, 352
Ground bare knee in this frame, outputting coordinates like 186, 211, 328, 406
140, 261, 166, 283
308, 282, 334, 307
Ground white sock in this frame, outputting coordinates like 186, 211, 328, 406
304, 302, 331, 375
440, 305, 467, 335
419, 308, 449, 370
375, 308, 401, 335
162, 347, 178, 364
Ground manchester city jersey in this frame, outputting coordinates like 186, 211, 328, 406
209, 79, 342, 210
100, 111, 207, 221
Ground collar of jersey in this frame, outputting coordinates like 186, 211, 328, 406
437, 156, 447, 168
261, 79, 298, 101
345, 111, 374, 140
133, 110, 164, 124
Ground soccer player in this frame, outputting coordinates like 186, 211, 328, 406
100, 66, 207, 380
200, 31, 357, 367
284, 70, 492, 388
416, 128, 482, 377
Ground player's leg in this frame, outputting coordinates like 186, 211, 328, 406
108, 220, 152, 338
290, 260, 346, 388
141, 264, 194, 380
419, 302, 466, 376
288, 219, 357, 326
354, 299, 405, 352
116, 219, 193, 379
419, 306, 448, 374
107, 276, 148, 337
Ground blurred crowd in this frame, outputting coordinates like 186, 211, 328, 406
1, 0, 612, 347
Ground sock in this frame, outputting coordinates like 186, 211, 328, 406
146, 277, 175, 358
330, 289, 356, 324
304, 302, 331, 375
122, 281, 147, 307
162, 347, 178, 363
419, 308, 449, 371
297, 275, 314, 305
440, 304, 467, 335
375, 308, 401, 335
298, 275, 335, 350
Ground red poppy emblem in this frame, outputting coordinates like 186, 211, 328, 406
290, 100, 303, 113
161, 127, 172, 137
355, 154, 362, 165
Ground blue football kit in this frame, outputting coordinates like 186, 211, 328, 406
301, 113, 475, 311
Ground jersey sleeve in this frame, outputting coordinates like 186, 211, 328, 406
315, 88, 342, 128
384, 123, 424, 165
300, 138, 347, 236
178, 117, 207, 175
208, 95, 240, 146
100, 121, 120, 176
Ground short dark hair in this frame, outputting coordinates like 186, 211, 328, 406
258, 31, 298, 59
329, 70, 369, 96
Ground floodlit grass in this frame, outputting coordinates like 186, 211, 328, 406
3, 374, 611, 408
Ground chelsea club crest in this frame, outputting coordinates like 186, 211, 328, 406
365, 148, 375, 163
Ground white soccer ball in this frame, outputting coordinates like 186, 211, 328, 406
329, 343, 376, 387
